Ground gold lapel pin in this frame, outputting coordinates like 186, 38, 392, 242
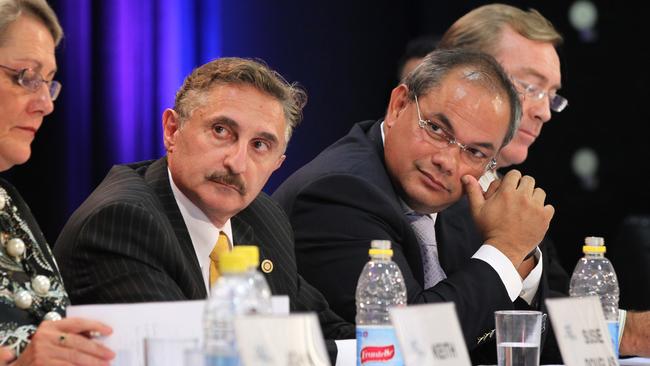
261, 259, 273, 273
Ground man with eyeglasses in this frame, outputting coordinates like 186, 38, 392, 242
438, 3, 569, 301
273, 48, 554, 359
382, 6, 576, 363
439, 4, 568, 186
437, 4, 650, 362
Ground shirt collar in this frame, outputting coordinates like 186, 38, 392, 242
167, 169, 233, 249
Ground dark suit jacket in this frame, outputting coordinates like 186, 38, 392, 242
53, 158, 354, 343
272, 120, 564, 364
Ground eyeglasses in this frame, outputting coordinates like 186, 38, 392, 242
0, 65, 62, 101
414, 94, 497, 171
512, 78, 567, 113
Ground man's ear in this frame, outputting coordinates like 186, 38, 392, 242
384, 84, 410, 128
274, 154, 286, 171
162, 109, 180, 152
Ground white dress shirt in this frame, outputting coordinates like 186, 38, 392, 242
168, 170, 233, 293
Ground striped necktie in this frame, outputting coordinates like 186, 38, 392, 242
407, 213, 447, 288
209, 231, 230, 288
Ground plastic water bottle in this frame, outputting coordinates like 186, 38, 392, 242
355, 240, 407, 366
569, 236, 620, 355
203, 250, 249, 366
233, 245, 272, 314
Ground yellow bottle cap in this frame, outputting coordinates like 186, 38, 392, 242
233, 245, 260, 268
369, 248, 394, 256
218, 251, 248, 273
583, 245, 606, 254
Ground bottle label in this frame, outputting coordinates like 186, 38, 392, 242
204, 355, 239, 366
356, 325, 404, 365
607, 320, 620, 356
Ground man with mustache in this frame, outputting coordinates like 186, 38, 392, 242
53, 58, 354, 354
208, 172, 246, 195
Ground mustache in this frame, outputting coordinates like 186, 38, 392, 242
207, 172, 246, 195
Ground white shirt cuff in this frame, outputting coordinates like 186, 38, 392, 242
519, 247, 543, 305
472, 244, 522, 301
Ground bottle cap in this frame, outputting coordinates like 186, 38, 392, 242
369, 240, 393, 256
233, 245, 260, 268
218, 251, 248, 273
583, 236, 606, 253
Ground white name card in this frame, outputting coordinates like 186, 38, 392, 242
546, 297, 618, 366
390, 303, 471, 366
234, 313, 331, 366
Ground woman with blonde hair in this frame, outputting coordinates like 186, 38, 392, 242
0, 0, 114, 364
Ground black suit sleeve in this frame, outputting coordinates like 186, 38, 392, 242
55, 201, 196, 304
279, 174, 513, 349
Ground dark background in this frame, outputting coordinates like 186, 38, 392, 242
3, 1, 649, 306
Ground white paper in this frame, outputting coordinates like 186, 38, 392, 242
234, 313, 331, 366
390, 303, 471, 366
545, 297, 618, 366
68, 300, 203, 366
67, 295, 290, 366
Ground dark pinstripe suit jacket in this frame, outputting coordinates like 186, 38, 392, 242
53, 157, 354, 342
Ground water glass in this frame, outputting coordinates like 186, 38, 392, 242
495, 310, 542, 366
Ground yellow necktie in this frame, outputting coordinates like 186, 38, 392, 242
209, 231, 230, 287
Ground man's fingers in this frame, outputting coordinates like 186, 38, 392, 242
517, 175, 536, 195
484, 178, 501, 199
544, 204, 556, 222
499, 169, 522, 191
532, 187, 547, 205
462, 174, 485, 215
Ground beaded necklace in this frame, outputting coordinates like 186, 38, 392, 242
0, 184, 69, 354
